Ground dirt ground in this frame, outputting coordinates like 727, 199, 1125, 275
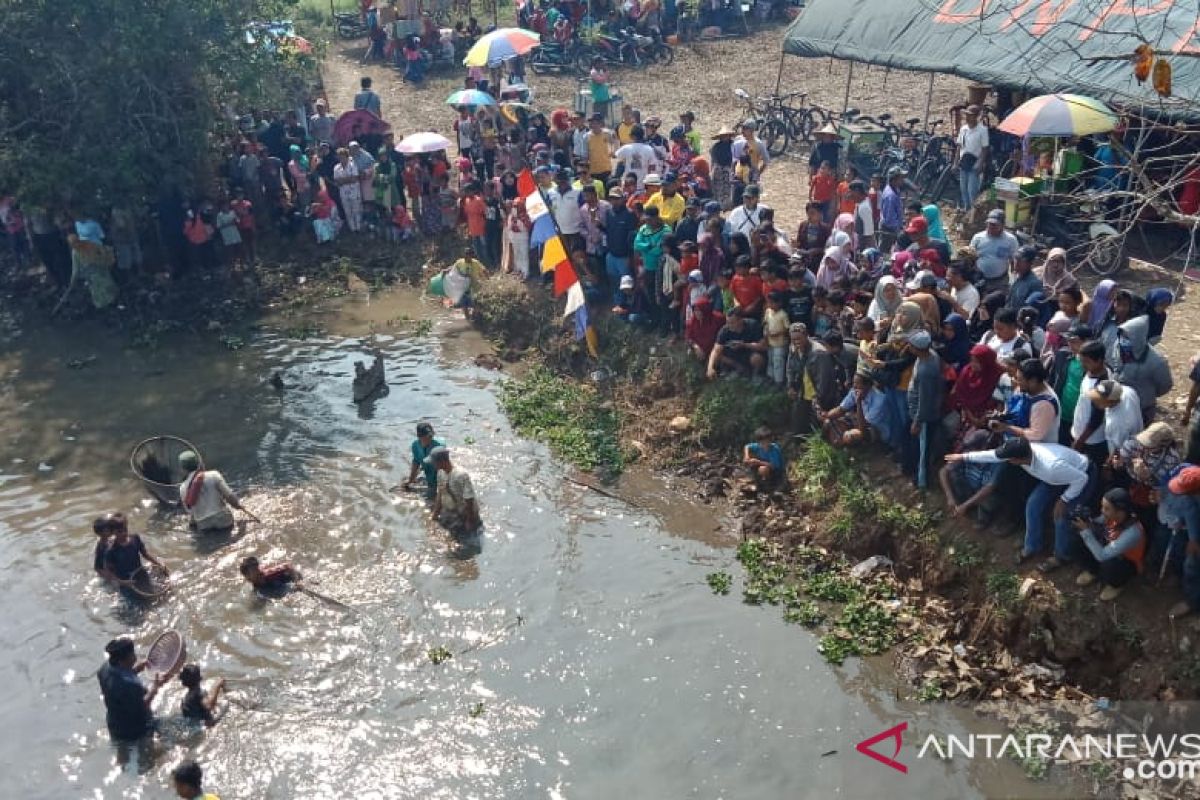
320, 24, 1199, 408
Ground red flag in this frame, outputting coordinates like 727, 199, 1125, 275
516, 168, 537, 199
554, 257, 579, 297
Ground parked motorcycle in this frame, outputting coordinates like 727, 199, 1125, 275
578, 29, 673, 73
529, 41, 582, 75
335, 12, 368, 40
1021, 193, 1128, 277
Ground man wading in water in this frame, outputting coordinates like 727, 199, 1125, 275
427, 446, 482, 540
178, 450, 253, 533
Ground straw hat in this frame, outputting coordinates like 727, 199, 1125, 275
817, 123, 840, 136
711, 124, 736, 139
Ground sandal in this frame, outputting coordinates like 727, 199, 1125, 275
1038, 557, 1064, 573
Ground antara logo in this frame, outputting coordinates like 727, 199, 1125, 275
856, 722, 909, 774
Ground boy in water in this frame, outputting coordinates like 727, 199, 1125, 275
172, 759, 219, 800
400, 422, 443, 498
239, 556, 299, 590
179, 664, 225, 727
92, 513, 118, 577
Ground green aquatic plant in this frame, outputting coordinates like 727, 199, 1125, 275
818, 598, 898, 665
803, 571, 862, 603
468, 701, 486, 718
499, 366, 624, 478
783, 601, 824, 627
706, 571, 733, 595
220, 334, 245, 351
428, 646, 453, 665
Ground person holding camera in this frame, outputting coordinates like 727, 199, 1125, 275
1069, 487, 1146, 602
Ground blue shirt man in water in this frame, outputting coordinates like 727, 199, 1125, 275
402, 423, 444, 498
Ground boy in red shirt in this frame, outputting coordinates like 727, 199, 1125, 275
460, 184, 489, 266
685, 295, 725, 362
231, 189, 257, 264
808, 160, 837, 224
239, 556, 299, 591
730, 254, 765, 319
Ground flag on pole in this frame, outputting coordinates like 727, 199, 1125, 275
516, 168, 537, 198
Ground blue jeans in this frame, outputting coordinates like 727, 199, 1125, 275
915, 422, 930, 489
1166, 493, 1200, 611
605, 253, 629, 287
471, 236, 491, 268
959, 166, 982, 210
885, 389, 909, 453
1024, 481, 1067, 558
1024, 466, 1098, 559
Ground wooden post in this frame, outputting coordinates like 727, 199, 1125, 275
841, 61, 853, 116
922, 72, 935, 130
773, 50, 786, 97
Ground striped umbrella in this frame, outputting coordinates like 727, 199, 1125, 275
445, 89, 497, 107
997, 94, 1118, 137
463, 27, 541, 68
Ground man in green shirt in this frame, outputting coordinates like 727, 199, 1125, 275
1053, 323, 1090, 444
400, 423, 443, 498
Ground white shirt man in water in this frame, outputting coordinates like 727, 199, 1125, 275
178, 450, 248, 532
427, 446, 481, 536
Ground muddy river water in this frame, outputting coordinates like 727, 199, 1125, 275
0, 289, 1074, 799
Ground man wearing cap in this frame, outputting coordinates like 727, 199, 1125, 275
1088, 379, 1143, 459
849, 179, 876, 249
308, 99, 335, 145
955, 104, 990, 209
969, 209, 1019, 292
948, 437, 1097, 569
634, 206, 671, 326
726, 184, 769, 240
732, 121, 769, 179
579, 183, 611, 270
784, 322, 836, 430
586, 114, 616, 184
906, 329, 944, 489
613, 124, 660, 189
674, 197, 704, 245
808, 123, 842, 177
878, 166, 907, 251
644, 172, 685, 227
400, 423, 444, 498
1165, 465, 1200, 618
710, 125, 737, 209
428, 447, 482, 537
179, 451, 249, 533
604, 188, 638, 288
686, 294, 725, 362
550, 169, 583, 252
613, 273, 648, 324
97, 637, 164, 742
1005, 245, 1044, 311
902, 215, 951, 267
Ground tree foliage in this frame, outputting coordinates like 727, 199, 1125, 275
0, 0, 315, 209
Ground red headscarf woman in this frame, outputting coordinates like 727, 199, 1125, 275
950, 344, 1004, 423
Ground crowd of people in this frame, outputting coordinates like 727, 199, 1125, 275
425, 84, 1200, 618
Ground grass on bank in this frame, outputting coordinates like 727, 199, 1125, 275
500, 364, 625, 479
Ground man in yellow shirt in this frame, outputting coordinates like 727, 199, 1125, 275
643, 171, 685, 227
585, 113, 615, 183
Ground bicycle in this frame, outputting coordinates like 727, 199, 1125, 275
732, 89, 792, 157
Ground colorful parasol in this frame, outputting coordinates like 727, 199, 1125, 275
463, 27, 541, 68
499, 101, 534, 125
395, 131, 453, 154
998, 94, 1118, 137
446, 89, 497, 107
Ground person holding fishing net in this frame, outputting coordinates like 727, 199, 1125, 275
178, 450, 258, 533
102, 514, 170, 589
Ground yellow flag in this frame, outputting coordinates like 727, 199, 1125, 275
541, 234, 568, 274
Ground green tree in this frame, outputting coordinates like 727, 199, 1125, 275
0, 0, 314, 209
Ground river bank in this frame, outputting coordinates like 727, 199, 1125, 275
469, 272, 1200, 798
